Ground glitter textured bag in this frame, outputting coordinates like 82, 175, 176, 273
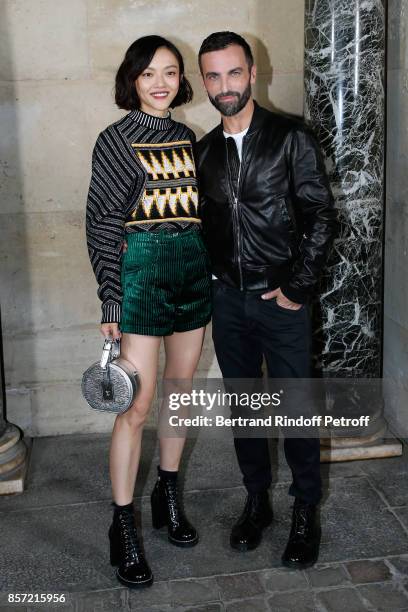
81, 338, 139, 414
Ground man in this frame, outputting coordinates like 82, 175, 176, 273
196, 32, 336, 569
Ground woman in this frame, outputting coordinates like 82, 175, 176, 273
86, 36, 211, 589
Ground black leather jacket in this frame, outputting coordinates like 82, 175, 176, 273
196, 101, 337, 303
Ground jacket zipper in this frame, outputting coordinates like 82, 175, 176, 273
235, 153, 244, 291
226, 136, 245, 291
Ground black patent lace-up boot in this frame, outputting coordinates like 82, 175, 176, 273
151, 467, 199, 547
281, 498, 321, 569
109, 502, 153, 588
230, 490, 273, 551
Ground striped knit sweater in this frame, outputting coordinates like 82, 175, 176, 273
86, 109, 199, 324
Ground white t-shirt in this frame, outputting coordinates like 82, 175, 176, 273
222, 126, 249, 161
212, 127, 249, 279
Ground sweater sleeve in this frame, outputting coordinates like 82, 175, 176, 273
86, 129, 134, 324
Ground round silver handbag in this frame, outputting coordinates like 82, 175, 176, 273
81, 338, 140, 414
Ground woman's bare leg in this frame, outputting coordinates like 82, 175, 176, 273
159, 327, 206, 471
110, 333, 161, 505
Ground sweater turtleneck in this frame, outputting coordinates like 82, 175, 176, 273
129, 108, 173, 131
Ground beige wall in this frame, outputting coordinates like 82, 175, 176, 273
383, 0, 408, 430
0, 0, 305, 436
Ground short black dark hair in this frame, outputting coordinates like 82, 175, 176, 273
198, 31, 254, 72
115, 35, 193, 111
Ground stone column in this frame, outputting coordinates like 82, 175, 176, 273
0, 306, 28, 494
304, 0, 401, 459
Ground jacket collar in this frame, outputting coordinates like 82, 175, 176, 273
246, 100, 269, 135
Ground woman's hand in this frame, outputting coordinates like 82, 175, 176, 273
100, 322, 122, 340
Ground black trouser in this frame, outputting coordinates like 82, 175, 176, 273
212, 279, 322, 505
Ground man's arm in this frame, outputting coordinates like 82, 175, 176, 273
279, 125, 338, 304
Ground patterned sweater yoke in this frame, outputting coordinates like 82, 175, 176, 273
86, 109, 198, 324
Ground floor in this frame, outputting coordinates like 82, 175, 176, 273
1, 431, 408, 611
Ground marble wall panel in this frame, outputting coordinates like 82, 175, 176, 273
304, 0, 386, 376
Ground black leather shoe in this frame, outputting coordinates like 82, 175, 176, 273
151, 468, 199, 547
109, 504, 153, 588
230, 491, 273, 551
281, 499, 321, 569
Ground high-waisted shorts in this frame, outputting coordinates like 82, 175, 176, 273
120, 229, 212, 336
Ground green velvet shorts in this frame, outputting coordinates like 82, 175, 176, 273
120, 229, 212, 336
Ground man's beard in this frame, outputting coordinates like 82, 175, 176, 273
208, 80, 252, 117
